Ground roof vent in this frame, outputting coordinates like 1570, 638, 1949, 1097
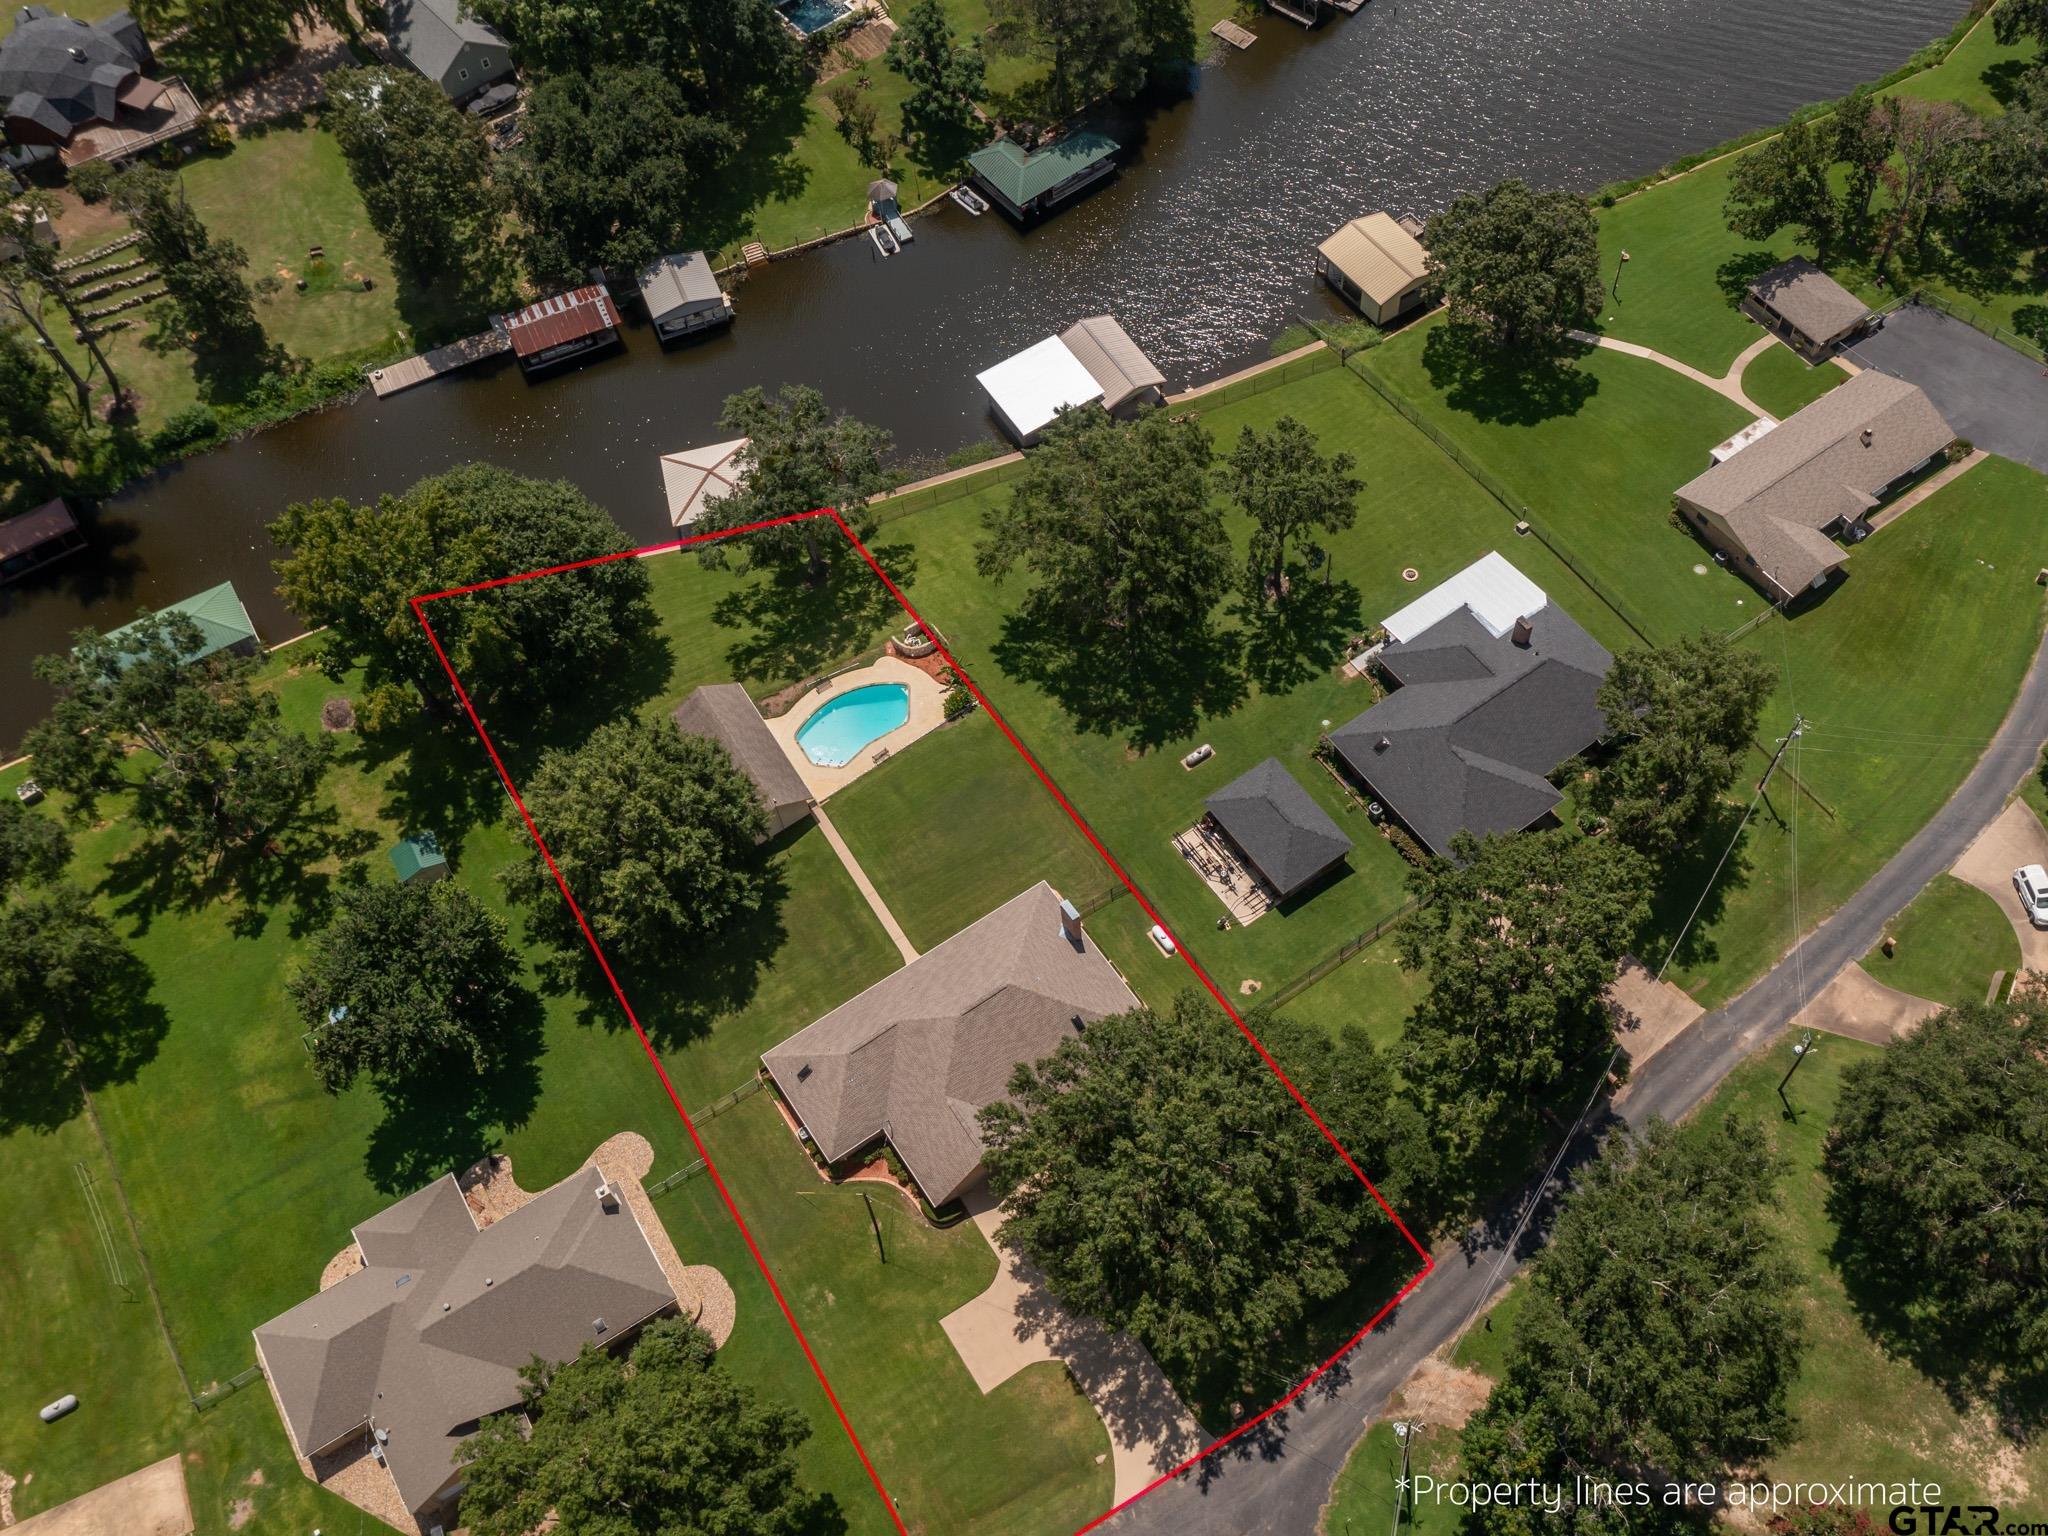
1374, 735, 1391, 753
1860, 428, 1874, 447
68, 45, 86, 60
484, 1277, 493, 1287
1512, 615, 1533, 647
796, 1063, 812, 1082
592, 1316, 608, 1335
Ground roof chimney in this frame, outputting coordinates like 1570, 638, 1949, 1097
595, 1180, 617, 1210
1512, 615, 1534, 647
1058, 896, 1082, 948
1860, 428, 1873, 447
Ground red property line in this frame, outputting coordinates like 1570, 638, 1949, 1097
413, 506, 1434, 1536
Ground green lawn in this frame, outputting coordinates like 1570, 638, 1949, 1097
1590, 13, 2043, 375
864, 359, 1637, 1014
1322, 1420, 1464, 1536
1860, 873, 2019, 1007
47, 119, 490, 435
1273, 940, 1425, 1053
826, 710, 1120, 951
1354, 327, 1757, 641
1742, 342, 1849, 419
680, 1096, 1115, 1536
1663, 456, 2048, 1005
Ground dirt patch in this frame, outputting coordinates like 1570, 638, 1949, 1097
241, 1470, 264, 1488
1387, 1357, 1493, 1430
226, 1499, 253, 1530
6, 1455, 191, 1536
2, 1468, 16, 1527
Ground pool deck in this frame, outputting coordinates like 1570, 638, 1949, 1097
765, 655, 948, 800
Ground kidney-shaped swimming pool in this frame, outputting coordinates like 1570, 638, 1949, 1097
794, 682, 911, 767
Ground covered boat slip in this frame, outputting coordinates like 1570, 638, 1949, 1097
637, 250, 734, 341
965, 131, 1121, 222
977, 314, 1164, 444
1316, 211, 1430, 325
0, 499, 87, 586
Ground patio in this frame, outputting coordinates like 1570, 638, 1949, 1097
1172, 818, 1273, 926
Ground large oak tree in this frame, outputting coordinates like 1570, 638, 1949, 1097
1422, 179, 1605, 351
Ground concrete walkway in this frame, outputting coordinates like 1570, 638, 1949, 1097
1950, 798, 2048, 978
1569, 329, 1774, 415
811, 806, 920, 964
941, 1186, 1202, 1507
1868, 448, 1985, 532
1792, 961, 1941, 1044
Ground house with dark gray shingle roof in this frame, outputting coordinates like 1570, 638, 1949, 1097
1204, 757, 1353, 902
762, 882, 1138, 1207
1330, 563, 1610, 859
253, 1166, 674, 1524
0, 5, 162, 149
384, 0, 513, 101
672, 683, 813, 841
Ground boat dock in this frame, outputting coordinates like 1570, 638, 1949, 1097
368, 329, 512, 399
1212, 17, 1257, 46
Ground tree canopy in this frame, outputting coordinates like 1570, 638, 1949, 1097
270, 464, 655, 734
0, 880, 135, 1073
1824, 999, 2048, 1384
457, 1318, 818, 1536
509, 63, 740, 282
1724, 117, 1842, 263
325, 66, 506, 281
888, 0, 987, 156
693, 385, 894, 582
467, 0, 800, 99
505, 719, 769, 968
978, 407, 1228, 650
1460, 1114, 1802, 1532
986, 0, 1194, 121
0, 800, 70, 899
24, 612, 332, 870
1422, 180, 1605, 351
979, 994, 1402, 1394
1587, 631, 1776, 859
111, 165, 271, 365
1221, 414, 1362, 605
1397, 829, 1651, 1154
292, 879, 524, 1095
0, 321, 77, 499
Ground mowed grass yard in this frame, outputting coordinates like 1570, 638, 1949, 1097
1588, 14, 2042, 376
46, 120, 486, 435
1860, 872, 2019, 1007
1742, 341, 1850, 419
849, 358, 1641, 1019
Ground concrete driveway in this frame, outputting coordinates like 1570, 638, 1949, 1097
1792, 962, 1941, 1044
940, 1185, 1202, 1507
9, 1457, 191, 1536
1949, 798, 2048, 979
1845, 304, 2048, 474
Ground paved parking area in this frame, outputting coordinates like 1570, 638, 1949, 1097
1950, 798, 2048, 981
1845, 304, 2048, 474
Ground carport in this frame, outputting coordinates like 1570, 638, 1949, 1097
1844, 303, 2048, 474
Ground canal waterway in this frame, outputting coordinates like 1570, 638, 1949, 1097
1, 0, 1970, 748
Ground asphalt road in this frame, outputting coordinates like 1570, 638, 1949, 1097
1107, 619, 2048, 1536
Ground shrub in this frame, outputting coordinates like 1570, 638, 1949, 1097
1381, 818, 1431, 868
149, 403, 221, 454
68, 161, 115, 203
201, 116, 233, 152
943, 684, 975, 721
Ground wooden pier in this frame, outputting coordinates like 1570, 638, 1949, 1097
368, 329, 512, 399
1211, 16, 1257, 47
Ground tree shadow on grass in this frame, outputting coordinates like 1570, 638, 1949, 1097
1982, 57, 2034, 110
0, 945, 170, 1136
1826, 1217, 2048, 1442
688, 78, 817, 252
1625, 796, 1759, 981
1232, 574, 1362, 697
990, 602, 1246, 754
710, 545, 917, 691
1419, 325, 1597, 427
360, 984, 548, 1195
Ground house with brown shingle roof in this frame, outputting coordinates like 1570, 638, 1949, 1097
1744, 257, 1875, 361
253, 1167, 675, 1528
762, 882, 1138, 1207
672, 682, 813, 840
1674, 369, 1955, 602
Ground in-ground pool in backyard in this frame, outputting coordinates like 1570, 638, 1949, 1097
778, 0, 849, 35
796, 683, 911, 767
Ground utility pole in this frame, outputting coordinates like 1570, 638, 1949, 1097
862, 1190, 886, 1264
1758, 714, 1806, 801
1390, 1421, 1419, 1536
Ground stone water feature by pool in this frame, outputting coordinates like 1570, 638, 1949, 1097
795, 682, 911, 767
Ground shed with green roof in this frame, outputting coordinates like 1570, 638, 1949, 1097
104, 581, 260, 663
966, 132, 1120, 222
389, 833, 449, 885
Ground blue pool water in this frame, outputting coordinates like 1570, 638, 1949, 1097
795, 683, 910, 767
778, 0, 848, 35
